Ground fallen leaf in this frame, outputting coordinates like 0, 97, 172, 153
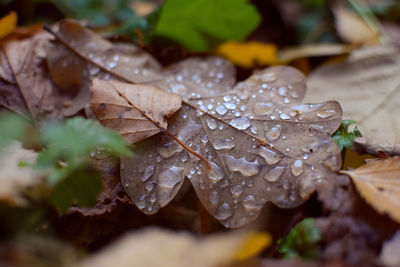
379, 231, 400, 267
0, 10, 17, 39
77, 228, 250, 267
304, 45, 400, 154
121, 66, 342, 228
2, 31, 74, 120
0, 142, 47, 206
90, 79, 182, 144
216, 41, 279, 68
278, 43, 351, 63
333, 5, 379, 45
236, 232, 271, 261
341, 156, 400, 223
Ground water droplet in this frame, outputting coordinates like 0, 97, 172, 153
137, 200, 146, 209
230, 185, 244, 198
258, 72, 276, 82
201, 135, 209, 144
254, 102, 273, 115
209, 191, 219, 205
158, 166, 184, 190
181, 154, 188, 162
237, 90, 250, 100
140, 165, 155, 182
229, 117, 251, 130
291, 160, 304, 176
223, 95, 232, 102
264, 166, 285, 182
158, 138, 183, 158
208, 162, 224, 182
280, 113, 290, 120
213, 139, 235, 150
316, 109, 336, 118
266, 125, 281, 141
215, 202, 232, 220
216, 105, 228, 115
257, 146, 282, 164
303, 154, 309, 160
156, 155, 162, 163
218, 123, 225, 130
224, 154, 260, 176
170, 83, 187, 94
240, 105, 246, 112
206, 118, 217, 130
278, 87, 287, 96
224, 102, 237, 110
242, 195, 261, 212
250, 126, 258, 134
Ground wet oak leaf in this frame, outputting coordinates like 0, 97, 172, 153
121, 66, 342, 228
90, 79, 182, 144
341, 156, 400, 224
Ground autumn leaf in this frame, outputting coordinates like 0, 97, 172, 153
341, 156, 400, 224
90, 79, 182, 144
0, 10, 17, 39
121, 66, 342, 228
305, 45, 400, 154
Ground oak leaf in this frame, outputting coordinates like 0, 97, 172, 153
121, 66, 342, 228
305, 45, 400, 154
341, 156, 400, 224
90, 79, 182, 144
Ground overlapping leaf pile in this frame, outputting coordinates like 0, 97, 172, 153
1, 20, 343, 228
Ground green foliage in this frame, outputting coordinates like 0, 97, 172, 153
154, 0, 261, 52
0, 112, 30, 149
278, 218, 322, 260
333, 120, 362, 151
50, 0, 135, 25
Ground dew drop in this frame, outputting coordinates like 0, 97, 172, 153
215, 202, 232, 220
216, 105, 228, 115
208, 162, 224, 182
158, 139, 183, 158
230, 185, 244, 198
158, 166, 184, 190
209, 190, 219, 205
242, 195, 261, 212
146, 182, 154, 191
140, 165, 155, 182
224, 102, 237, 110
264, 166, 285, 182
237, 90, 250, 100
224, 154, 260, 176
257, 146, 282, 164
213, 139, 235, 150
223, 95, 232, 102
291, 160, 304, 176
280, 113, 290, 120
258, 72, 276, 82
250, 126, 258, 134
229, 117, 251, 130
266, 125, 281, 141
278, 87, 287, 96
206, 118, 217, 130
316, 109, 336, 118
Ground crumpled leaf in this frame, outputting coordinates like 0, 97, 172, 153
0, 10, 17, 39
90, 79, 182, 144
0, 142, 47, 206
341, 156, 400, 224
2, 31, 75, 120
153, 0, 261, 52
304, 45, 400, 154
77, 228, 250, 267
121, 66, 342, 228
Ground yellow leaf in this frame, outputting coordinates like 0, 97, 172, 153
341, 156, 400, 223
0, 11, 17, 40
235, 232, 272, 261
216, 41, 279, 68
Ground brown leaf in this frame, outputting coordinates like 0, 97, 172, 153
2, 31, 74, 120
341, 156, 400, 224
90, 79, 182, 144
304, 45, 400, 154
379, 231, 400, 267
121, 66, 342, 228
77, 228, 248, 267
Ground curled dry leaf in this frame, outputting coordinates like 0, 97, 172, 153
78, 228, 248, 267
121, 66, 342, 228
341, 156, 400, 224
305, 45, 400, 154
90, 79, 181, 144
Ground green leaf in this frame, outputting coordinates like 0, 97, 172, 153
332, 120, 363, 151
278, 218, 322, 260
49, 166, 102, 213
154, 0, 261, 52
0, 112, 31, 149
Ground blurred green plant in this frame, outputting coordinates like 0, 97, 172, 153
277, 218, 322, 260
333, 120, 362, 151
